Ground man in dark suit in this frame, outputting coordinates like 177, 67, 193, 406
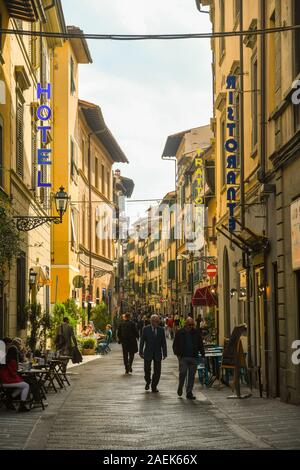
139, 314, 167, 392
117, 313, 139, 374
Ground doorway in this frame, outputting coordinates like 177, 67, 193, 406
254, 267, 266, 390
273, 262, 280, 397
223, 247, 230, 338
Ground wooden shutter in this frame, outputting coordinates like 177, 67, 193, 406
31, 123, 37, 191
16, 95, 24, 178
168, 260, 175, 280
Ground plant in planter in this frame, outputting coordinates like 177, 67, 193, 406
81, 337, 97, 355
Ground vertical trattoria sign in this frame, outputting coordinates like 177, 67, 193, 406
226, 75, 239, 232
36, 83, 52, 187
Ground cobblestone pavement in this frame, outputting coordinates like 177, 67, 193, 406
1, 341, 300, 450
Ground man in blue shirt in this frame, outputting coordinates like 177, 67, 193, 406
173, 317, 205, 399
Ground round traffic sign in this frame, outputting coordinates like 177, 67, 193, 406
206, 264, 217, 278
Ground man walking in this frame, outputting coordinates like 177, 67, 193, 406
117, 313, 139, 374
173, 317, 205, 400
55, 317, 77, 356
139, 314, 167, 393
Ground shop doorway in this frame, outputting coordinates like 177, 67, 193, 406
223, 247, 230, 338
254, 267, 266, 390
273, 262, 280, 397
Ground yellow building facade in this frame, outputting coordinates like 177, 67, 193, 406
51, 27, 92, 305
0, 0, 65, 338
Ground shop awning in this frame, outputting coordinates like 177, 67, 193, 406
192, 285, 217, 307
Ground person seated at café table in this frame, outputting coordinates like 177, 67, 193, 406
0, 338, 30, 412
97, 324, 112, 341
82, 325, 90, 337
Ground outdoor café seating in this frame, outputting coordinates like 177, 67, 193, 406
0, 351, 73, 413
197, 345, 223, 387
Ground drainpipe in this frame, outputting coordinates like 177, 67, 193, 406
88, 133, 92, 321
239, 0, 252, 387
260, 0, 269, 398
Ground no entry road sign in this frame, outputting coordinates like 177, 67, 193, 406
206, 264, 217, 278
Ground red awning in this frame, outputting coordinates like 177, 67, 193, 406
192, 285, 217, 307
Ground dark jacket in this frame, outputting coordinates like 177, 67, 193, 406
139, 325, 167, 361
173, 328, 205, 358
117, 320, 139, 353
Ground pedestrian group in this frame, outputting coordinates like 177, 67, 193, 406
117, 311, 205, 400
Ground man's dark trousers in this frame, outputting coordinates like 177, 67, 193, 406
122, 345, 134, 372
178, 357, 197, 394
144, 357, 161, 389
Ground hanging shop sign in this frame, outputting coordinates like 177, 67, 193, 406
189, 148, 205, 252
36, 83, 52, 188
291, 197, 300, 271
226, 76, 239, 232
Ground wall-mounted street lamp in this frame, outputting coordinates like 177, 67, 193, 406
230, 288, 238, 298
29, 268, 37, 287
258, 284, 265, 296
240, 287, 247, 298
14, 186, 70, 232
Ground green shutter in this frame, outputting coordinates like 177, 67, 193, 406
168, 260, 175, 280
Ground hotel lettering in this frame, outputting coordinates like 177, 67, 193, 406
36, 83, 52, 187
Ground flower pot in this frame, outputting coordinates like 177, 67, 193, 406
82, 348, 95, 355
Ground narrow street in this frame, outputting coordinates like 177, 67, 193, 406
1, 341, 300, 451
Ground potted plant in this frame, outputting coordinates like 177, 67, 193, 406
81, 337, 97, 355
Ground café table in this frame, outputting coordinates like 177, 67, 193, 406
197, 347, 223, 388
19, 369, 48, 410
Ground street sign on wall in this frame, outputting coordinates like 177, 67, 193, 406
206, 264, 217, 278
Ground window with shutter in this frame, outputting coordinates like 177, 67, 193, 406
30, 23, 38, 69
294, 1, 300, 77
0, 14, 3, 58
31, 124, 37, 191
101, 164, 105, 194
70, 57, 76, 94
95, 157, 99, 188
168, 260, 175, 280
16, 94, 24, 178
70, 138, 78, 180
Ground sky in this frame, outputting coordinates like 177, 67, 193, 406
62, 0, 213, 223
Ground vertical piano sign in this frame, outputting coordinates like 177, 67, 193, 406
226, 75, 238, 232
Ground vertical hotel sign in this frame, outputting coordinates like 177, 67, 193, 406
37, 83, 52, 187
226, 76, 239, 232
